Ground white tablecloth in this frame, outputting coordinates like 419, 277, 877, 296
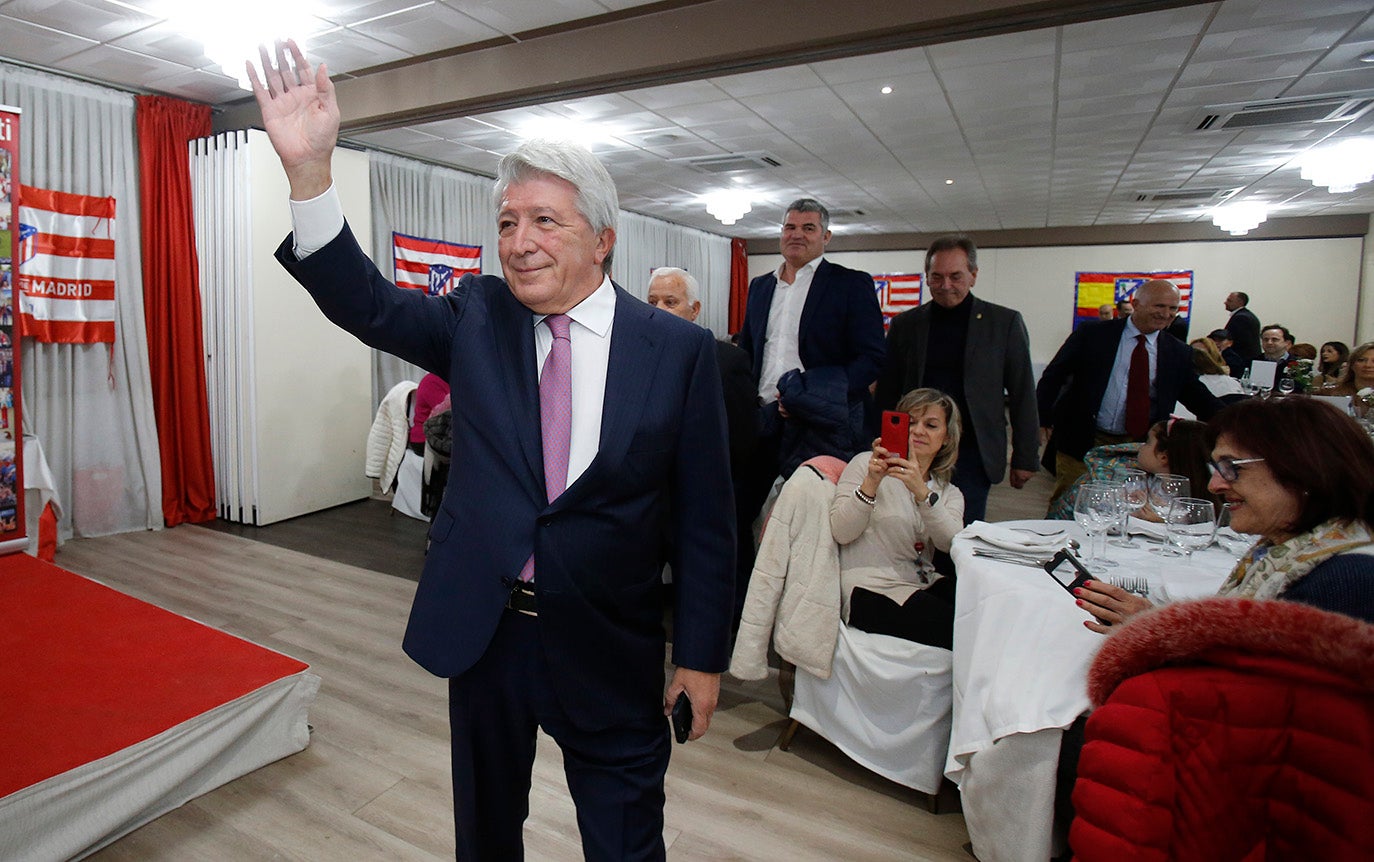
946, 519, 1236, 861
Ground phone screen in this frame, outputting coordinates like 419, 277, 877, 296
880, 410, 910, 459
1043, 549, 1093, 595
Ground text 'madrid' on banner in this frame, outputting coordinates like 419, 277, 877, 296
16, 187, 117, 344
392, 231, 481, 296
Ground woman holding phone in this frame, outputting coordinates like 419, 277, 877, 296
830, 388, 966, 649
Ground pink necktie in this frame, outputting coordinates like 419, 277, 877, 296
519, 313, 572, 582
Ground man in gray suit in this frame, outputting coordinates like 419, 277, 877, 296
875, 235, 1039, 523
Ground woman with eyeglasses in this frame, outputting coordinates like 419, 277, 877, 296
1076, 397, 1374, 631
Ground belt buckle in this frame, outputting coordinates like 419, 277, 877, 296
505, 581, 538, 617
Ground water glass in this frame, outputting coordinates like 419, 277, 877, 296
1074, 483, 1123, 573
1110, 467, 1148, 548
1276, 377, 1296, 396
1164, 497, 1217, 560
1215, 503, 1254, 559
1147, 473, 1190, 554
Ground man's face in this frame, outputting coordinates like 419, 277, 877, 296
1261, 328, 1290, 359
647, 275, 700, 322
1214, 336, 1232, 350
779, 210, 830, 268
498, 173, 613, 315
926, 248, 977, 308
1224, 292, 1243, 312
1129, 282, 1181, 334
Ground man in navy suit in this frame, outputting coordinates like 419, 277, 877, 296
1037, 279, 1222, 504
250, 42, 733, 861
735, 199, 884, 546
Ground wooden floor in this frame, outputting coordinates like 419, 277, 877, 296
51, 472, 1051, 861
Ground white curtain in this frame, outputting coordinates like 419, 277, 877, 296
366, 151, 734, 405
368, 151, 499, 406
611, 211, 733, 337
1, 62, 161, 540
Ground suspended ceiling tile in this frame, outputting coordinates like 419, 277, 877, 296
713, 65, 826, 98
1280, 67, 1374, 98
0, 13, 96, 64
107, 20, 216, 69
56, 43, 192, 88
143, 67, 245, 103
301, 26, 412, 73
809, 46, 932, 85
1177, 52, 1327, 89
349, 3, 503, 55
623, 79, 729, 111
0, 0, 158, 43
1060, 6, 1217, 54
1192, 13, 1368, 62
448, 0, 613, 37
926, 27, 1057, 70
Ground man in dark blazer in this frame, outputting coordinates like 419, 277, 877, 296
251, 43, 733, 861
875, 235, 1039, 523
1224, 291, 1262, 361
735, 198, 885, 530
1038, 279, 1223, 503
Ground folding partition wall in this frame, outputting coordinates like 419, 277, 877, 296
189, 130, 372, 525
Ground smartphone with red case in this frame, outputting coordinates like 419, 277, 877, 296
880, 410, 910, 459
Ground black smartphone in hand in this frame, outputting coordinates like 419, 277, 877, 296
1043, 548, 1094, 595
671, 692, 692, 744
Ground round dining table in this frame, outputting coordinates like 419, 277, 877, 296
945, 519, 1239, 862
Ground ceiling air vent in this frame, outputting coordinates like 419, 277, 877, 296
1135, 188, 1237, 204
674, 151, 783, 173
1192, 92, 1374, 131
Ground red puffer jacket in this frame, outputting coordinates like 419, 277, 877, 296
1070, 598, 1374, 861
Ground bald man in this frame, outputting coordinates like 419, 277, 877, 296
1037, 279, 1223, 503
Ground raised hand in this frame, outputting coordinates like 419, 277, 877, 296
246, 39, 339, 200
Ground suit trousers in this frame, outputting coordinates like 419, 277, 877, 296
447, 610, 671, 861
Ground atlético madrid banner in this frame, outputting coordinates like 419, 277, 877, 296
1073, 270, 1192, 330
392, 231, 480, 296
16, 187, 117, 343
873, 272, 922, 331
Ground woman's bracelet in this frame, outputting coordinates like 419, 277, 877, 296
854, 487, 877, 506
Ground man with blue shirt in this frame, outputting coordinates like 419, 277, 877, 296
1037, 279, 1222, 504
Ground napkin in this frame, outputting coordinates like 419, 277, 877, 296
961, 521, 1069, 553
1126, 516, 1169, 539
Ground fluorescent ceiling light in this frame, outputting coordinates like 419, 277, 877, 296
703, 191, 752, 225
153, 0, 326, 90
1297, 138, 1374, 193
1210, 202, 1269, 236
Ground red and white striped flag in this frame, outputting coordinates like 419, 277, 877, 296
392, 231, 480, 296
16, 187, 117, 344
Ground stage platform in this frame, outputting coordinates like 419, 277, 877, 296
0, 554, 319, 860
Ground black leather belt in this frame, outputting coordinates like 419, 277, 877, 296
505, 581, 537, 616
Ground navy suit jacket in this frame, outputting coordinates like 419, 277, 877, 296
276, 225, 734, 732
737, 259, 885, 405
1036, 318, 1222, 462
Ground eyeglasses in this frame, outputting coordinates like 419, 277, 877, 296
1206, 457, 1266, 482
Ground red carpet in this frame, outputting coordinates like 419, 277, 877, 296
0, 554, 308, 797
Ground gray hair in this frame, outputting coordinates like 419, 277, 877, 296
925, 234, 978, 273
784, 197, 830, 232
494, 138, 619, 272
648, 266, 700, 304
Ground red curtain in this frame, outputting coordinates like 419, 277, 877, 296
136, 95, 216, 527
728, 237, 750, 335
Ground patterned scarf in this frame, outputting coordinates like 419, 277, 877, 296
1218, 518, 1374, 600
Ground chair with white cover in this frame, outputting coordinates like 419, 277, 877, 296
790, 623, 953, 795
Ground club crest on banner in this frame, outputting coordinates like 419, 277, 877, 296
1073, 270, 1193, 330
873, 273, 923, 330
392, 231, 480, 296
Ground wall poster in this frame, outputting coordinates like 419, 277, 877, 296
1073, 270, 1193, 330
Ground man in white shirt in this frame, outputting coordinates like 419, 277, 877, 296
734, 200, 885, 542
248, 40, 733, 861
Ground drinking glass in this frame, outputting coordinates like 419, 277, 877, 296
1276, 377, 1296, 396
1148, 473, 1190, 555
1074, 483, 1122, 573
1164, 497, 1217, 560
1110, 467, 1148, 548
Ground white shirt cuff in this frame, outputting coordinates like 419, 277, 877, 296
289, 184, 345, 259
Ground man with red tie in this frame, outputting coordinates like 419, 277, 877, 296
1037, 279, 1222, 505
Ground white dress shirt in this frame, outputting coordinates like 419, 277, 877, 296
757, 255, 821, 403
1097, 318, 1158, 434
288, 184, 610, 487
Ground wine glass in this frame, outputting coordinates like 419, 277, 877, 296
1164, 497, 1217, 560
1110, 467, 1148, 548
1074, 483, 1122, 573
1276, 377, 1296, 396
1148, 473, 1190, 555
